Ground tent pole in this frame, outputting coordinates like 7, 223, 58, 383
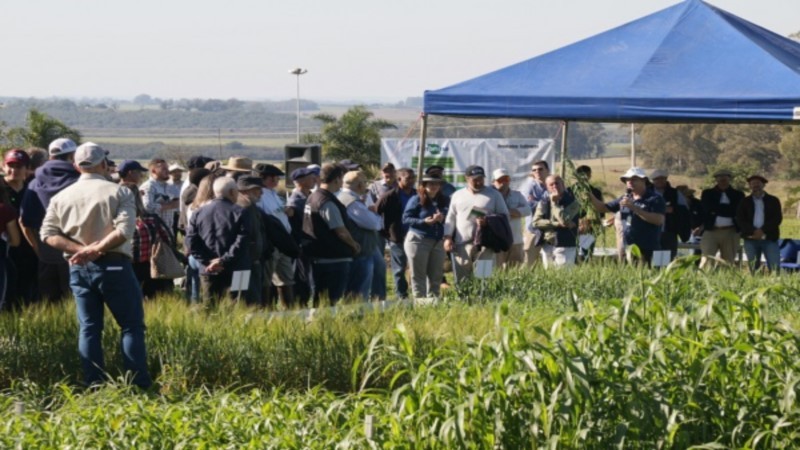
417, 113, 428, 178
560, 121, 569, 177
630, 123, 636, 167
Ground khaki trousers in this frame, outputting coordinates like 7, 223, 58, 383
495, 243, 524, 269
700, 228, 739, 268
522, 229, 542, 266
452, 243, 495, 283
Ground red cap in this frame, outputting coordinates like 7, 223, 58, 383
4, 149, 30, 166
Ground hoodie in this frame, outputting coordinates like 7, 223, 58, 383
20, 160, 80, 264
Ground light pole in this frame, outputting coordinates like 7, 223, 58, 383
289, 68, 307, 143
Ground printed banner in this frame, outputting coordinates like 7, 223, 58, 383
381, 138, 555, 188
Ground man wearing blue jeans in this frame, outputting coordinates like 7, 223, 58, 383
41, 143, 151, 389
376, 168, 416, 300
338, 171, 382, 300
302, 163, 360, 306
736, 174, 782, 273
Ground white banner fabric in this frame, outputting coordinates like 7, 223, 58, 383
381, 138, 555, 188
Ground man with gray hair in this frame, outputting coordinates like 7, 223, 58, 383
533, 175, 580, 268
40, 142, 151, 389
187, 177, 251, 301
338, 170, 382, 300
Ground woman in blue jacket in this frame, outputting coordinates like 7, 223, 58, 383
402, 175, 450, 298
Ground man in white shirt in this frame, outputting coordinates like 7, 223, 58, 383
517, 160, 550, 266
139, 158, 179, 231
492, 168, 530, 268
255, 163, 295, 305
338, 171, 382, 300
444, 165, 510, 282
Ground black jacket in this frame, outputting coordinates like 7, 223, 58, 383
376, 187, 416, 244
187, 198, 251, 271
700, 186, 745, 231
736, 193, 782, 241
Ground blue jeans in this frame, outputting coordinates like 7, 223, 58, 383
388, 241, 408, 299
348, 255, 374, 301
743, 239, 780, 273
370, 246, 387, 300
69, 258, 151, 389
312, 260, 351, 306
185, 255, 201, 303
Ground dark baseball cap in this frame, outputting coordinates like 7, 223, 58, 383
291, 167, 314, 181
118, 160, 147, 176
464, 165, 486, 178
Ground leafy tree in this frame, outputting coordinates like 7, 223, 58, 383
312, 106, 396, 166
778, 125, 800, 177
5, 109, 81, 150
639, 123, 719, 175
712, 124, 781, 174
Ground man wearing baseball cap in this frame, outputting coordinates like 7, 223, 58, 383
444, 165, 509, 281
491, 168, 530, 268
20, 138, 81, 303
286, 167, 317, 303
588, 167, 666, 264
697, 169, 745, 267
736, 175, 782, 273
1, 149, 37, 307
40, 142, 152, 389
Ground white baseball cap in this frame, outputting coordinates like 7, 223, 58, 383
492, 168, 510, 181
620, 167, 648, 182
74, 142, 108, 168
48, 138, 78, 156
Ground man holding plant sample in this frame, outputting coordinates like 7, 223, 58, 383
444, 165, 509, 282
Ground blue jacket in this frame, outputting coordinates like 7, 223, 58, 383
187, 198, 251, 272
402, 194, 450, 241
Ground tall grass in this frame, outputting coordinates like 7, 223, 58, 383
2, 261, 800, 447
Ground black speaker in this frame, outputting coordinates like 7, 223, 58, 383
284, 144, 321, 188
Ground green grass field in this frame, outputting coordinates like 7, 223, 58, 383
2, 260, 800, 447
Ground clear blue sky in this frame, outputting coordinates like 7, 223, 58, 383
1, 0, 796, 102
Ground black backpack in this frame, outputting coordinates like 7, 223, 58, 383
473, 214, 513, 253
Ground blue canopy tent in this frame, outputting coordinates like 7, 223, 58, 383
418, 0, 800, 175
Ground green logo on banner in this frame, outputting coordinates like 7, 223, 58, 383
427, 143, 442, 155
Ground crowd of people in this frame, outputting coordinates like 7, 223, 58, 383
0, 139, 792, 388
0, 143, 792, 314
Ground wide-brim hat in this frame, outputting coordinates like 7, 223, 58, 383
620, 167, 648, 182
255, 163, 285, 177
421, 175, 444, 183
221, 156, 253, 172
